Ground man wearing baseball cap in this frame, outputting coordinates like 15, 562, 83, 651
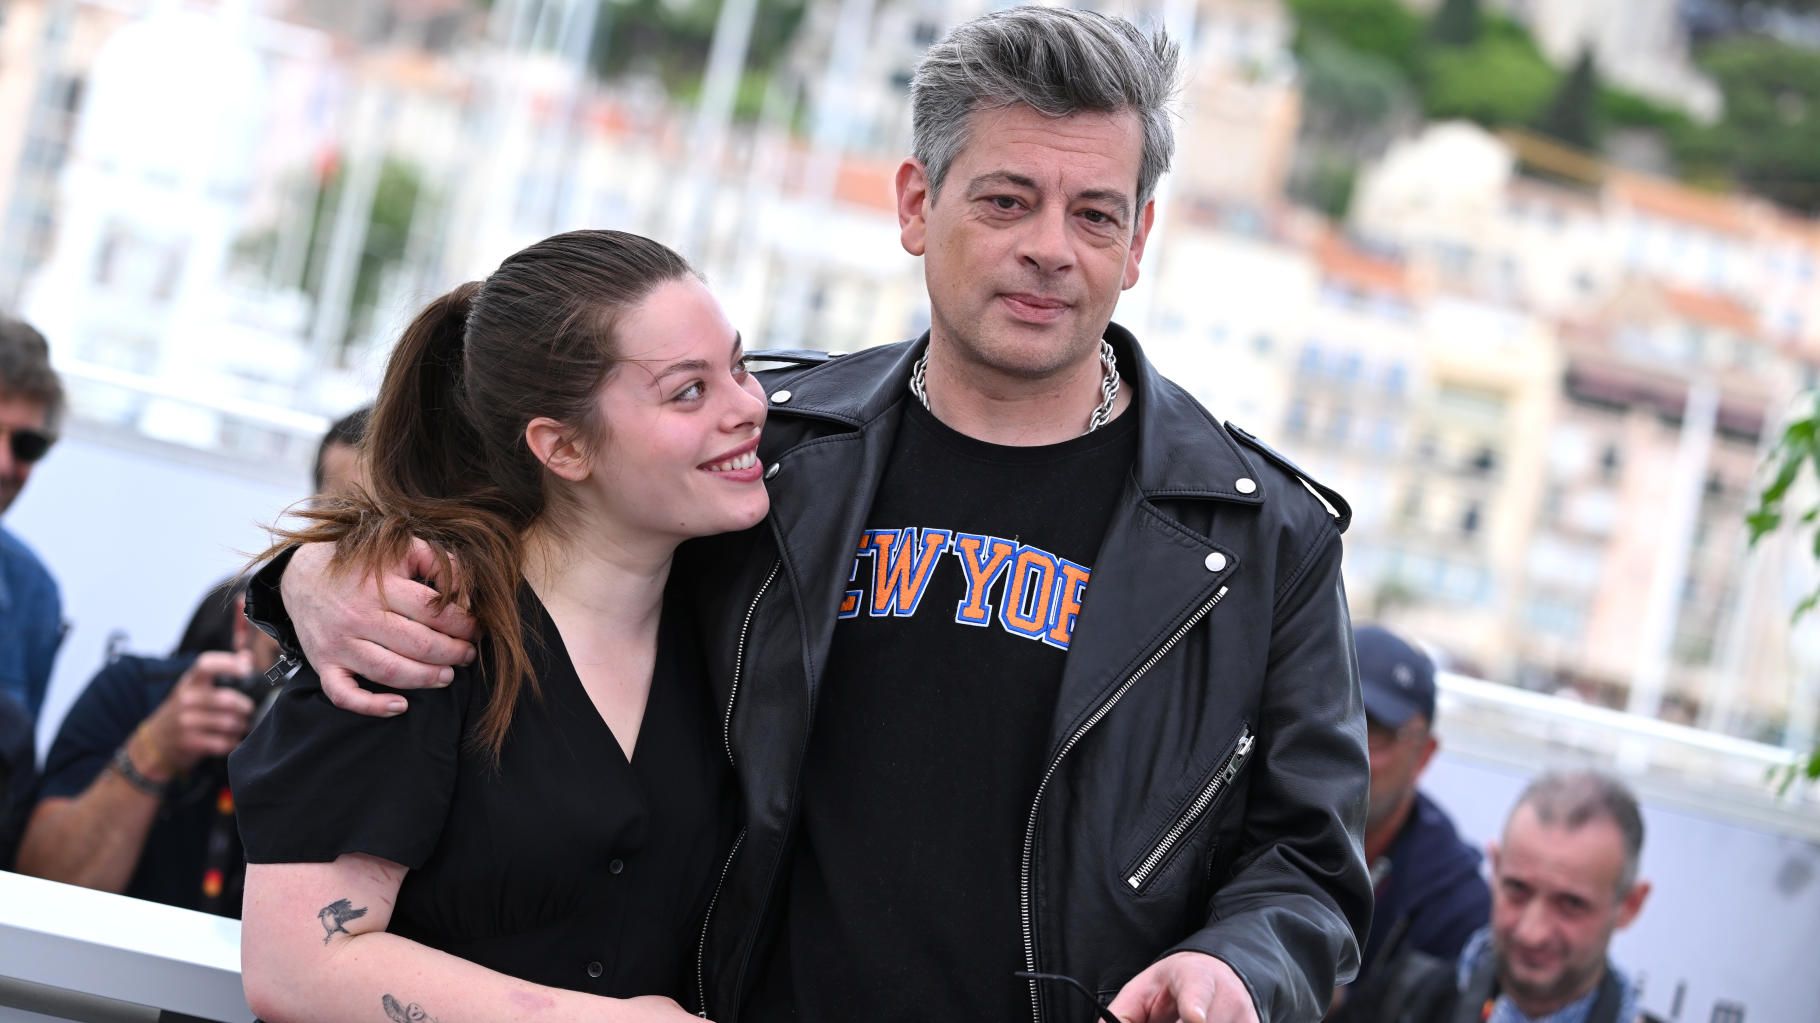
1331, 625, 1490, 1018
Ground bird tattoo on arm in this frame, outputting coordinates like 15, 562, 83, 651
382, 994, 439, 1022
317, 898, 368, 944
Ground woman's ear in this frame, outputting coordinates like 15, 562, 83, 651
525, 417, 591, 482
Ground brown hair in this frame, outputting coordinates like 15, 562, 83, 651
262, 229, 697, 757
0, 316, 65, 429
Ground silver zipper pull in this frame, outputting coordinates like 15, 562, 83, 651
1219, 734, 1255, 785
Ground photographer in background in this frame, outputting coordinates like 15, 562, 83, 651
174, 406, 371, 659
15, 585, 280, 916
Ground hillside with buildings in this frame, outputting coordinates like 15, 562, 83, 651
0, 0, 1815, 751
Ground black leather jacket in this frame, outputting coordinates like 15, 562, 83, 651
678, 325, 1371, 1022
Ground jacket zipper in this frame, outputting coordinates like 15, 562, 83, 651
1019, 585, 1229, 1022
1125, 727, 1254, 891
695, 828, 746, 1017
696, 560, 778, 1017
723, 560, 780, 767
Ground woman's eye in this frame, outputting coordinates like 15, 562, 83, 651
733, 357, 750, 379
676, 382, 705, 401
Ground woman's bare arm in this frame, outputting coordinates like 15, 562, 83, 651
241, 855, 704, 1023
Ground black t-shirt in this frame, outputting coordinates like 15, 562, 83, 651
230, 590, 731, 1000
1, 690, 38, 871
750, 398, 1138, 1023
38, 655, 241, 915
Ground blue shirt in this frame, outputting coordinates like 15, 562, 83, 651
0, 525, 63, 717
1356, 790, 1492, 989
40, 654, 236, 914
1457, 928, 1644, 1023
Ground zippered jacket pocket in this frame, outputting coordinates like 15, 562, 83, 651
1122, 725, 1255, 894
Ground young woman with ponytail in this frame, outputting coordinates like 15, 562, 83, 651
228, 230, 769, 1023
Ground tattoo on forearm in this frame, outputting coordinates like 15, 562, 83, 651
317, 898, 368, 944
382, 994, 439, 1022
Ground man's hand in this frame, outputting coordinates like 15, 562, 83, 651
1107, 952, 1260, 1023
137, 651, 260, 780
280, 539, 477, 718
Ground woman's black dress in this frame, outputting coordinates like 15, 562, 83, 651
229, 589, 730, 1000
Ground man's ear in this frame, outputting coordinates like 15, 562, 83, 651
525, 417, 590, 482
896, 159, 930, 256
1414, 733, 1439, 776
1615, 879, 1650, 930
1122, 200, 1157, 290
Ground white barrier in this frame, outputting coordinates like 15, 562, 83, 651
0, 872, 251, 1023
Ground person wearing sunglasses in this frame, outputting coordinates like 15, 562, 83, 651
0, 315, 65, 720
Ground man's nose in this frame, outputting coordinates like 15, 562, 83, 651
1512, 899, 1553, 946
1018, 206, 1074, 275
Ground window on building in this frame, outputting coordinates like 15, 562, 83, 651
1461, 501, 1482, 537
1336, 351, 1362, 382
1298, 341, 1321, 376
1285, 399, 1310, 439
1371, 418, 1398, 454
1599, 443, 1622, 481
1329, 407, 1352, 445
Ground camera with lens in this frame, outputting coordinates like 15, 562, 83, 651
215, 670, 282, 726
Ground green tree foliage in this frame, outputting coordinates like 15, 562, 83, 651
1534, 49, 1602, 150
1746, 392, 1820, 791
1286, 0, 1425, 81
1425, 20, 1557, 125
1600, 87, 1692, 133
1747, 394, 1820, 622
1429, 0, 1484, 46
1678, 37, 1820, 213
1288, 33, 1418, 217
590, 0, 807, 98
301, 159, 425, 354
1297, 36, 1419, 147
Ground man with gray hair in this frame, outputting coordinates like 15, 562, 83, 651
0, 315, 66, 719
1456, 771, 1657, 1023
251, 7, 1370, 1022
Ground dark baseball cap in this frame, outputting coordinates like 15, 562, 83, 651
1355, 625, 1436, 729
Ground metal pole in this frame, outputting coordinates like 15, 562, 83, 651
302, 83, 389, 384
540, 0, 603, 234
1628, 380, 1719, 721
670, 0, 763, 260
767, 0, 877, 346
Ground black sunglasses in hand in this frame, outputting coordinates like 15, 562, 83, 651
4, 425, 54, 463
1015, 970, 1124, 1023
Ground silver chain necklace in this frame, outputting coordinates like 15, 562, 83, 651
909, 340, 1120, 436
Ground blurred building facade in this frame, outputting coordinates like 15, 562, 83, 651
0, 0, 1815, 749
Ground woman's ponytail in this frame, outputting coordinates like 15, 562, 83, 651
259, 231, 699, 760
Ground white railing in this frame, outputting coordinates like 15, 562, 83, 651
0, 872, 251, 1022
1437, 671, 1820, 841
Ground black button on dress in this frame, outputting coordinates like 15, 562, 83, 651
230, 588, 731, 1000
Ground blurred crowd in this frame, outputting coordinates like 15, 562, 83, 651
0, 314, 369, 912
0, 307, 1668, 1022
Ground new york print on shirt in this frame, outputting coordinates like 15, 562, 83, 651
836, 526, 1092, 651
